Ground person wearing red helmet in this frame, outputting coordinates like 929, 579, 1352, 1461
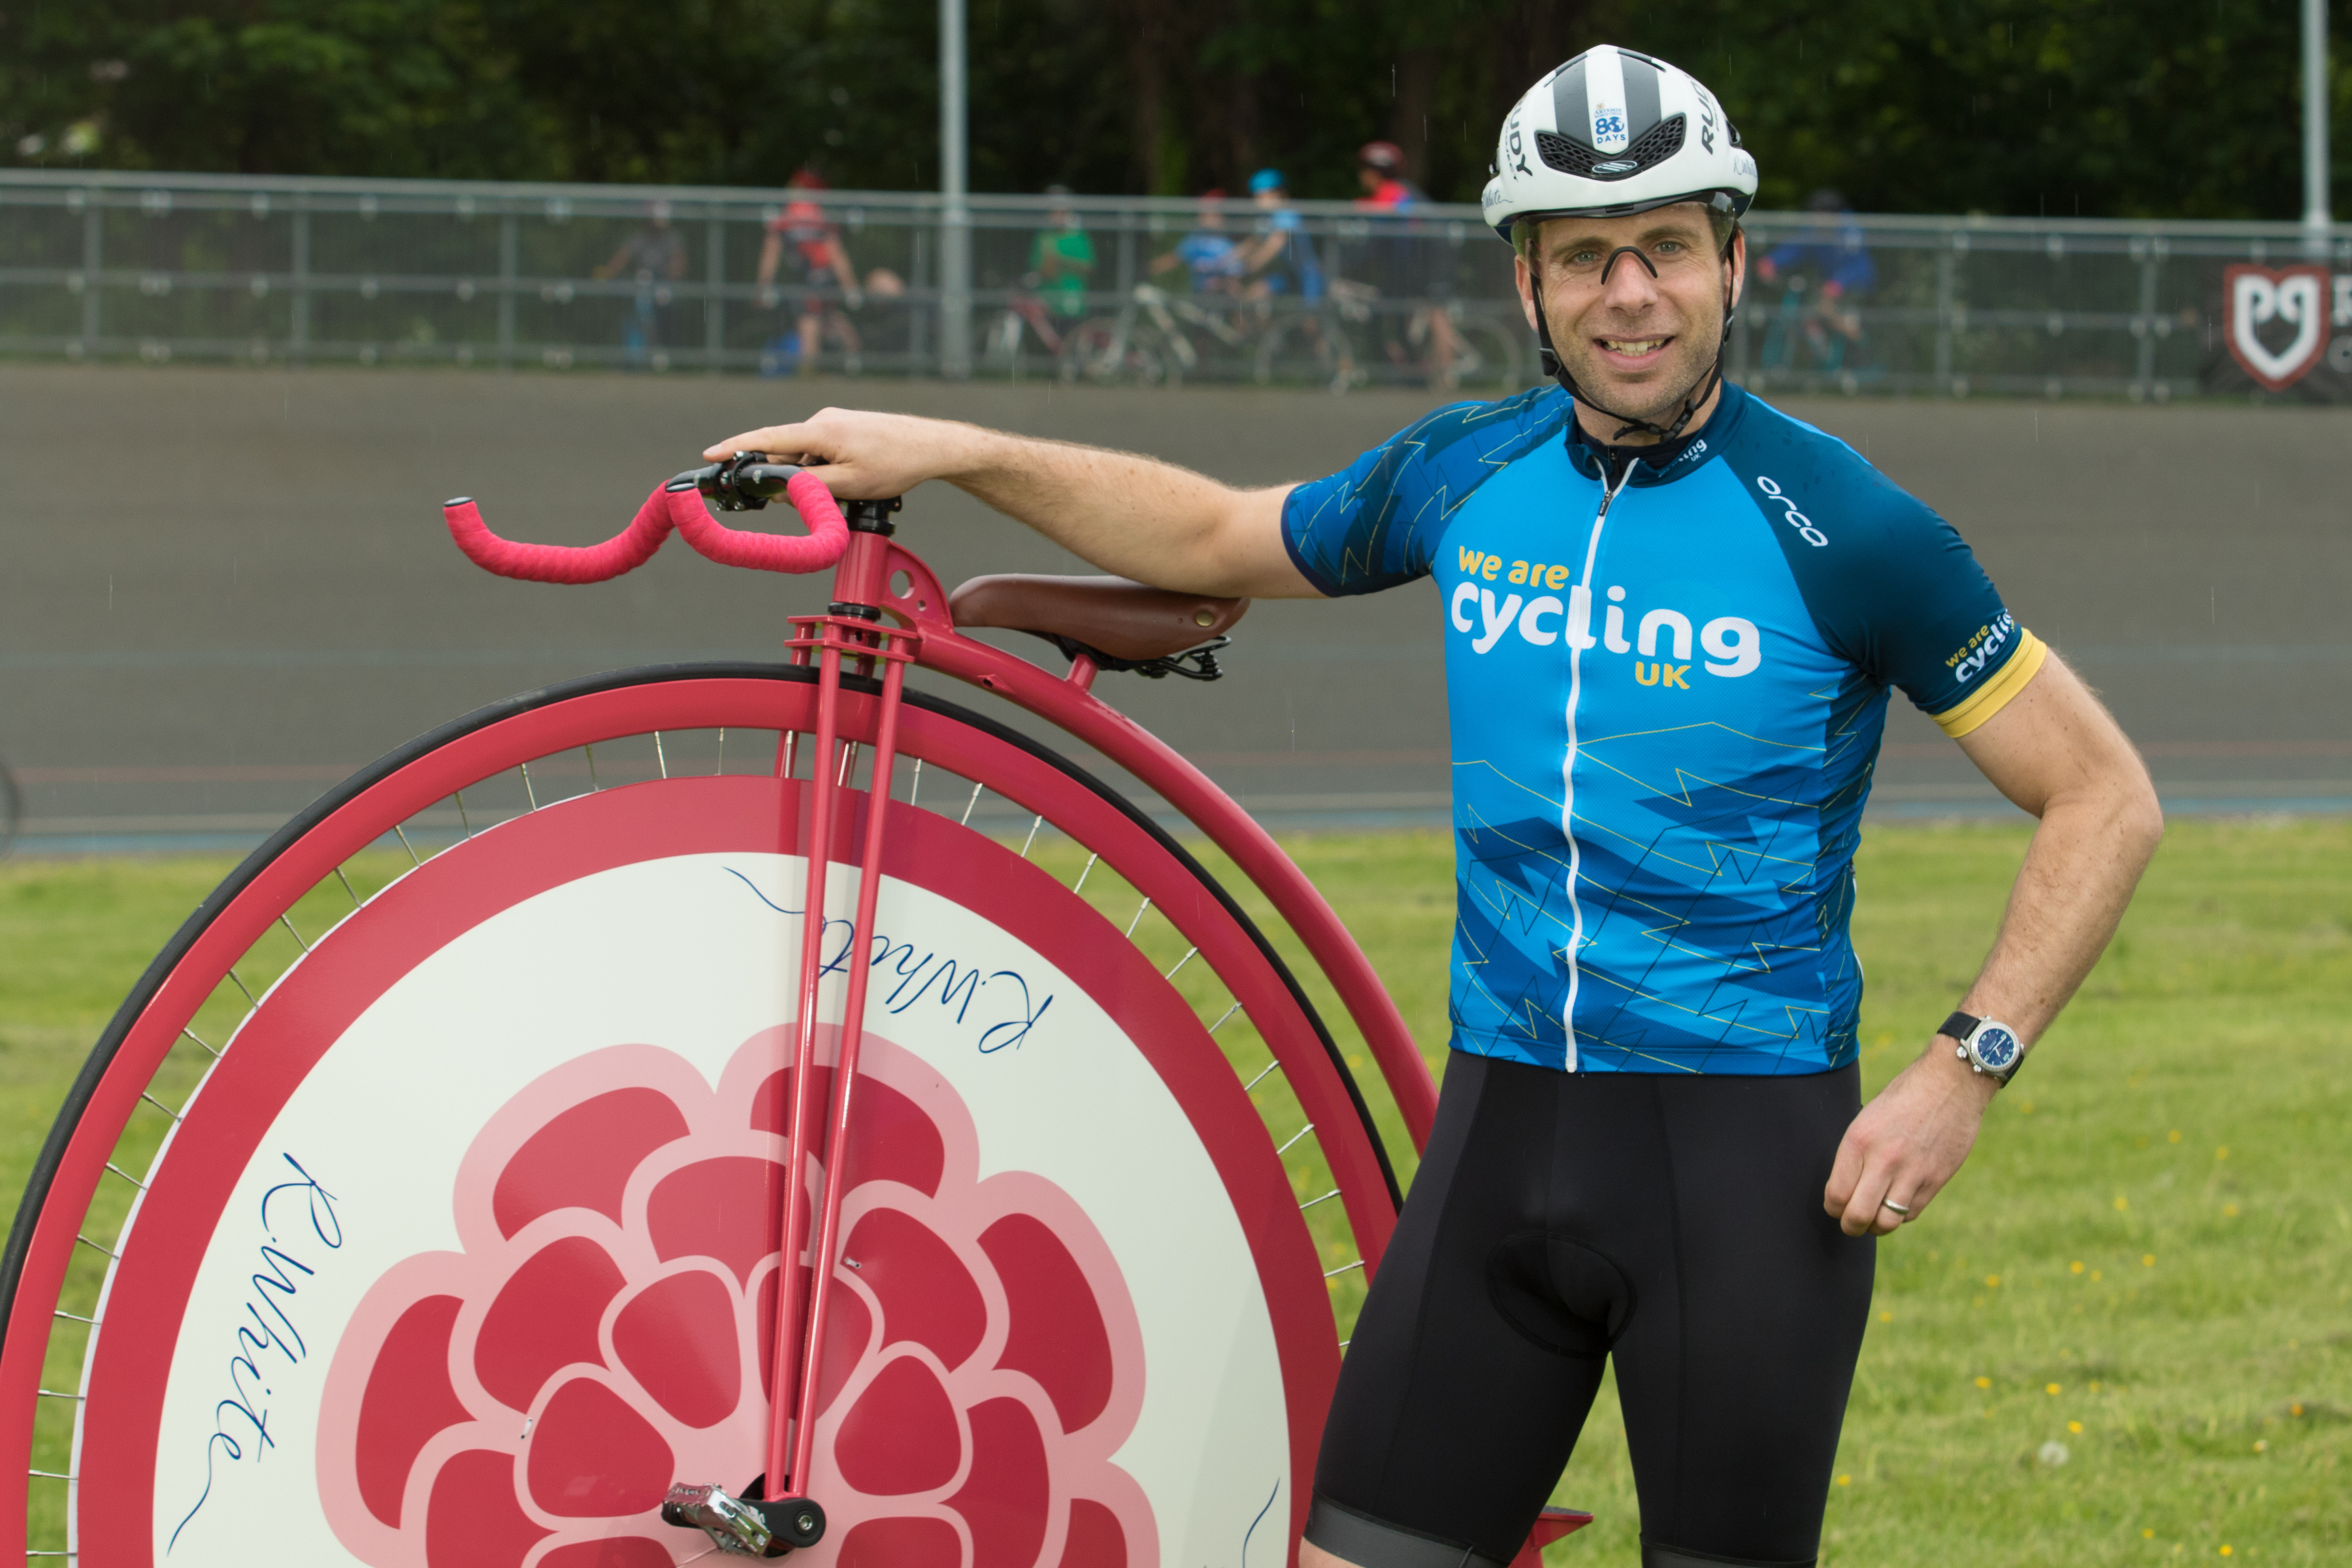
1352, 142, 1460, 384
1356, 140, 1420, 207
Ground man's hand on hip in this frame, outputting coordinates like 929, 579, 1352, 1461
1823, 1043, 1999, 1237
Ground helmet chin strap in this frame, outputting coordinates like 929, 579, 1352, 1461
1533, 243, 1739, 448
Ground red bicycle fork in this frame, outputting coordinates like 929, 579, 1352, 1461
765, 526, 917, 1508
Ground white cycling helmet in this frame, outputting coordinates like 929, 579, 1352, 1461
1482, 45, 1757, 242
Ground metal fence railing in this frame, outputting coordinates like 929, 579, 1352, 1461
3, 169, 2347, 399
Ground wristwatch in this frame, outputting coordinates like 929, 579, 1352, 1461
1941, 1010, 2026, 1086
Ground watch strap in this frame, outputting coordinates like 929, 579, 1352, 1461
1942, 1009, 2024, 1086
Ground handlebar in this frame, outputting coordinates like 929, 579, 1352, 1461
442, 453, 850, 584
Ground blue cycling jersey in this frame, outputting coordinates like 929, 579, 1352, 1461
1282, 382, 2044, 1075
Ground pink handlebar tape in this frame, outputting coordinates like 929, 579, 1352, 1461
442, 471, 849, 583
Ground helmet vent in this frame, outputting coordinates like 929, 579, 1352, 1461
1537, 114, 1685, 180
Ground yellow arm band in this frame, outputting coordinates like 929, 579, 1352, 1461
1930, 629, 2048, 738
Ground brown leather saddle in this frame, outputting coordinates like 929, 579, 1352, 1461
948, 574, 1249, 678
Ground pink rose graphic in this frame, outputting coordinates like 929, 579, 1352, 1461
317, 1027, 1155, 1568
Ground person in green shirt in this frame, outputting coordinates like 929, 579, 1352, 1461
1028, 185, 1096, 321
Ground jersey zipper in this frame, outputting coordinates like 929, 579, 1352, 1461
1559, 451, 1641, 1073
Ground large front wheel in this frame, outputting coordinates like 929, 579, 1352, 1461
0, 664, 1401, 1568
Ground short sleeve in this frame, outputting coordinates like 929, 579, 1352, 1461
1736, 416, 2045, 738
1852, 513, 2044, 736
1281, 389, 1571, 597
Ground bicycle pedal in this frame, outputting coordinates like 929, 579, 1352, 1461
661, 1482, 826, 1558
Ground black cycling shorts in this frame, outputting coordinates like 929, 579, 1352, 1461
1308, 1053, 1874, 1568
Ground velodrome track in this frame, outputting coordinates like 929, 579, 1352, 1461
1, 364, 2347, 851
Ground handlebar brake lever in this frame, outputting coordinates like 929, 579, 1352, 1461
664, 452, 804, 513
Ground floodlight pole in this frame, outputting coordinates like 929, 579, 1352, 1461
2304, 0, 2332, 248
939, 0, 973, 378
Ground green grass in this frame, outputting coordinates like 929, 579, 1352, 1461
3, 821, 2346, 1563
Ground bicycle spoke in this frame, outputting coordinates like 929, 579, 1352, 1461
518, 761, 539, 809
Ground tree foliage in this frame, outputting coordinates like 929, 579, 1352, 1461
3, 0, 2343, 218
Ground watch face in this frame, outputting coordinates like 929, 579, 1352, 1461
1975, 1026, 2020, 1070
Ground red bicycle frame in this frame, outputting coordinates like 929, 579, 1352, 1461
440, 475, 1495, 1549
770, 512, 1441, 1497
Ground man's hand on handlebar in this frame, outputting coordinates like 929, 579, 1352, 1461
704, 408, 987, 504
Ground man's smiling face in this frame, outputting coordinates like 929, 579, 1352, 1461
1514, 204, 1745, 435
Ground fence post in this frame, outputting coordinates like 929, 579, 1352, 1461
938, 0, 972, 378
497, 210, 519, 370
706, 210, 725, 373
1933, 241, 1956, 394
2132, 237, 2159, 402
289, 201, 310, 364
78, 194, 101, 355
910, 225, 932, 372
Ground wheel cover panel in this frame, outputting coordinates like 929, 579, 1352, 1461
23, 681, 1345, 1568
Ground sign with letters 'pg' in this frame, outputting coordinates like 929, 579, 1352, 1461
2217, 263, 2352, 395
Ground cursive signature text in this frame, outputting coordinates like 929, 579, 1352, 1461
168, 1154, 343, 1552
727, 867, 1056, 1054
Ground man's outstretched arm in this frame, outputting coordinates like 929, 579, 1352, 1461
703, 407, 1318, 600
1824, 652, 2163, 1237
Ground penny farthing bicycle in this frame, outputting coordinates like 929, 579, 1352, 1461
0, 459, 1590, 1567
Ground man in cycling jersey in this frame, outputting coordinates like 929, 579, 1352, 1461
1151, 189, 1248, 295
702, 46, 2161, 1568
1239, 169, 1327, 303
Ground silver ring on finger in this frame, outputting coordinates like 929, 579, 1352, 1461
1880, 1198, 1913, 1218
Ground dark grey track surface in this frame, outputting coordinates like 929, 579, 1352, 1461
2, 365, 2346, 850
